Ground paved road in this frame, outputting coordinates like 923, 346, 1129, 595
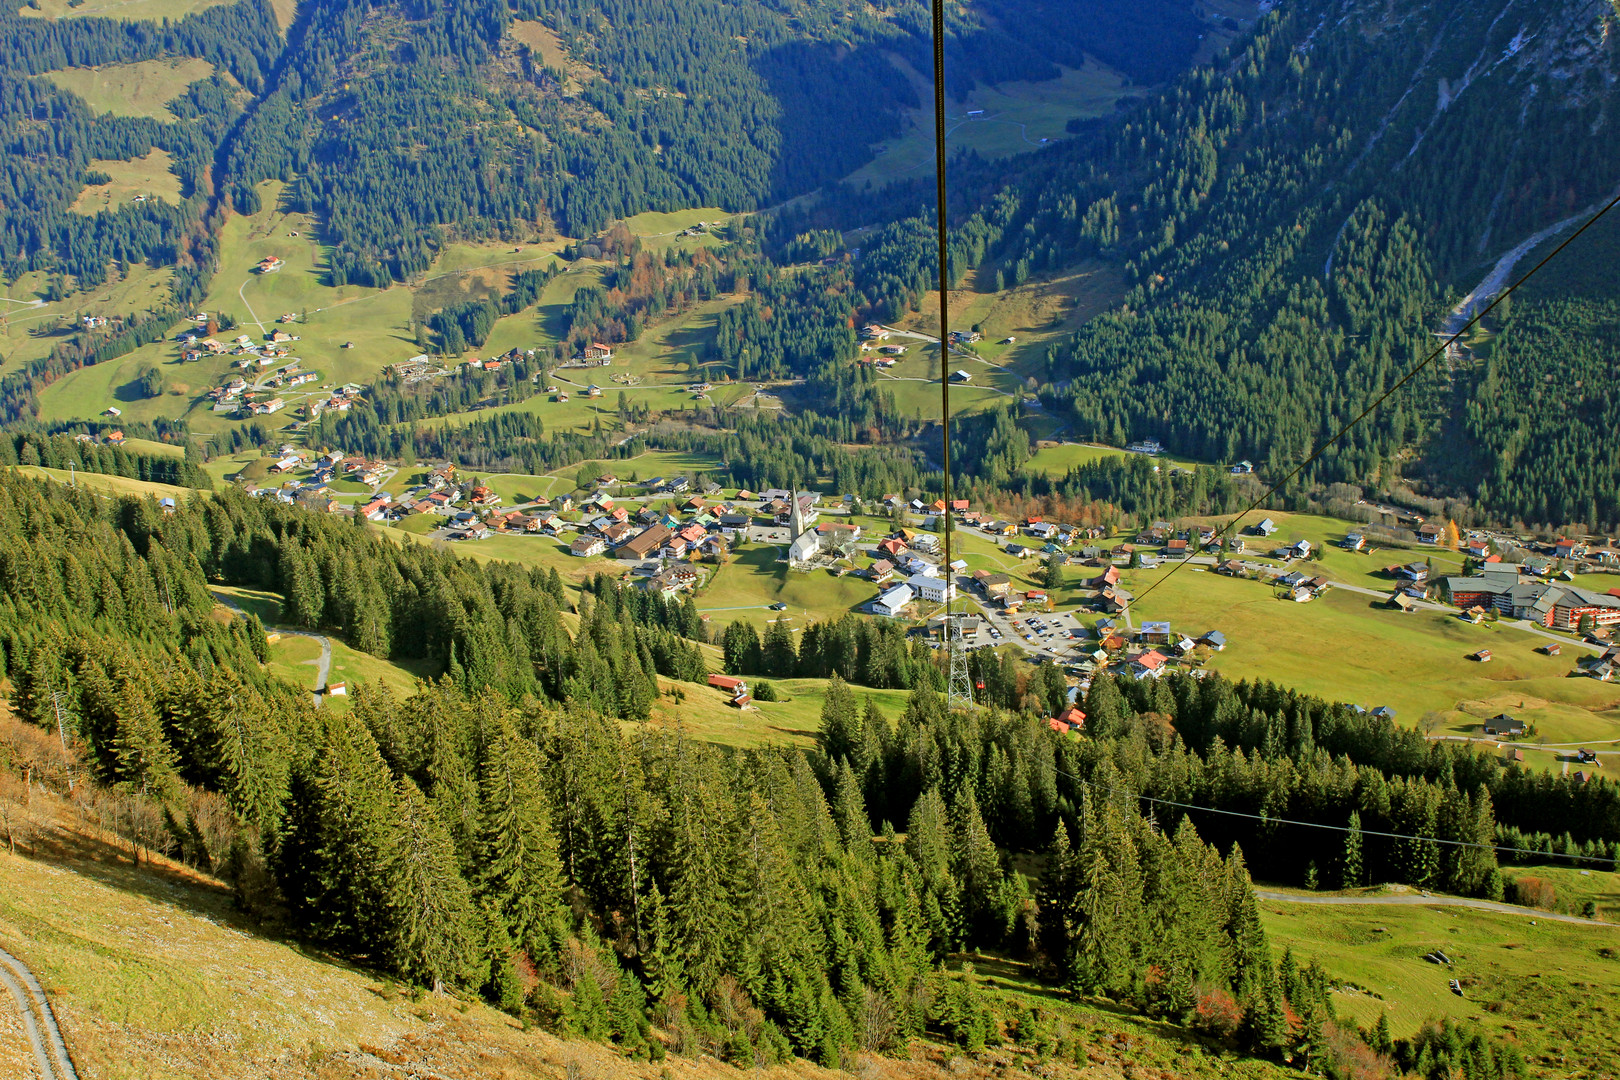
1255, 890, 1609, 927
0, 944, 78, 1079
208, 589, 331, 706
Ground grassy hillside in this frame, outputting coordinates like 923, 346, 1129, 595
841, 60, 1135, 188
68, 150, 183, 214
0, 778, 1306, 1080
0, 264, 175, 378
1259, 889, 1620, 1076
0, 821, 849, 1080
17, 0, 232, 19
39, 59, 218, 119
1119, 567, 1620, 748
8, 465, 202, 502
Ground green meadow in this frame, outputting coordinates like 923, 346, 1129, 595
1259, 890, 1620, 1071
39, 58, 217, 119
1119, 565, 1620, 746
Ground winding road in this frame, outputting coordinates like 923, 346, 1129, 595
208, 589, 332, 706
1255, 890, 1609, 928
0, 944, 77, 1080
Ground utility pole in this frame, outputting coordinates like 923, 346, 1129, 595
50, 690, 74, 791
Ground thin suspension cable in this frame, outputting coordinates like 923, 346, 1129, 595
1127, 187, 1620, 611
1054, 765, 1616, 866
930, 0, 953, 587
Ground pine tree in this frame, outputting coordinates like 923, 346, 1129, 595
763, 618, 798, 677
832, 759, 869, 851
817, 674, 861, 767
1371, 1011, 1392, 1055
951, 785, 1005, 946
1041, 552, 1066, 591
111, 676, 180, 799
1083, 674, 1128, 740
1035, 821, 1079, 975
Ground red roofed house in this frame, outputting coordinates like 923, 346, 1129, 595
709, 674, 748, 696
1052, 705, 1086, 732
1131, 650, 1169, 679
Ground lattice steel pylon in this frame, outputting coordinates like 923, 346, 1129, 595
946, 610, 974, 710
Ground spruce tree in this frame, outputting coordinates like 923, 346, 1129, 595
817, 674, 861, 767
476, 725, 569, 962
1341, 810, 1365, 889
385, 774, 479, 992
763, 618, 798, 677
951, 785, 1004, 945
832, 759, 870, 851
1035, 821, 1079, 975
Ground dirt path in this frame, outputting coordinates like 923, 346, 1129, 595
209, 589, 331, 705
1255, 890, 1608, 928
0, 944, 78, 1079
236, 277, 266, 333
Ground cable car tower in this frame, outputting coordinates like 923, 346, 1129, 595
927, 0, 971, 711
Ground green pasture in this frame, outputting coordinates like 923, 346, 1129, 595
0, 263, 175, 377
1119, 566, 1620, 745
842, 61, 1134, 188
18, 0, 232, 19
642, 675, 912, 750
70, 150, 183, 214
40, 59, 216, 119
9, 464, 201, 502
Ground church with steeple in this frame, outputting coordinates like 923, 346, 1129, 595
786, 490, 820, 567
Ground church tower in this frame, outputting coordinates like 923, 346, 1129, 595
788, 489, 805, 539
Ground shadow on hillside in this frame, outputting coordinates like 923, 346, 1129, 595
27, 818, 399, 986
764, 723, 817, 742
32, 817, 248, 929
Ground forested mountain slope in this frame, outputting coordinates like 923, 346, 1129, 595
0, 0, 1210, 291
834, 0, 1620, 529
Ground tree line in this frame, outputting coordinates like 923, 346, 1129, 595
0, 430, 212, 488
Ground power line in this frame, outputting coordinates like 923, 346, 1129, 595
929, 0, 953, 580
928, 0, 974, 709
1055, 765, 1616, 866
1126, 187, 1620, 610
